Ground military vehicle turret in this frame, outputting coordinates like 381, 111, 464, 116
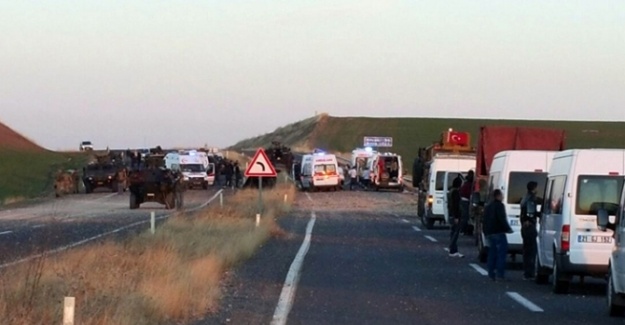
127, 153, 184, 210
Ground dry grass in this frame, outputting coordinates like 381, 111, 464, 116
0, 183, 296, 325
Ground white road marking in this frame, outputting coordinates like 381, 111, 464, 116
412, 226, 421, 232
271, 211, 317, 325
305, 192, 313, 202
444, 248, 450, 252
0, 230, 13, 235
0, 192, 221, 269
424, 235, 437, 242
401, 219, 410, 223
506, 292, 544, 312
393, 213, 400, 218
32, 224, 45, 229
469, 263, 489, 276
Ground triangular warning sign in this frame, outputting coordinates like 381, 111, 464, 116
245, 148, 278, 177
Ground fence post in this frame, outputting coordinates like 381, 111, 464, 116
63, 296, 75, 325
150, 211, 155, 234
256, 213, 260, 227
219, 191, 223, 208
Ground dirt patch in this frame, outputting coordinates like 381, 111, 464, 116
0, 121, 44, 152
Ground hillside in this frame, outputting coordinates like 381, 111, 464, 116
0, 121, 44, 151
231, 114, 625, 165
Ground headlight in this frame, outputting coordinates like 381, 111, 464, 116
183, 177, 189, 181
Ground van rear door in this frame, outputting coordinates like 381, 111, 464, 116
443, 172, 466, 223
570, 175, 623, 266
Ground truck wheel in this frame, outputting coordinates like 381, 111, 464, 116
165, 193, 175, 209
423, 216, 435, 230
552, 258, 570, 294
203, 182, 208, 190
85, 184, 93, 194
129, 193, 139, 209
608, 269, 625, 317
535, 257, 549, 285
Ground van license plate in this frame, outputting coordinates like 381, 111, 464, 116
578, 235, 612, 244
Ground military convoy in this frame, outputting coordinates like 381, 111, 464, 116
82, 152, 127, 193
127, 154, 184, 210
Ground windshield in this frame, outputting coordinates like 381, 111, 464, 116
435, 171, 465, 191
181, 164, 206, 173
507, 172, 547, 204
314, 164, 337, 174
576, 175, 624, 215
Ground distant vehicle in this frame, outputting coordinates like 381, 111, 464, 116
82, 163, 118, 193
475, 150, 555, 263
371, 152, 404, 192
128, 154, 184, 210
351, 148, 377, 172
165, 151, 211, 189
244, 140, 293, 188
536, 149, 625, 294
415, 129, 476, 229
79, 141, 94, 151
597, 179, 625, 317
299, 152, 341, 192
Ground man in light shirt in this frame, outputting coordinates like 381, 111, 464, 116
349, 166, 358, 190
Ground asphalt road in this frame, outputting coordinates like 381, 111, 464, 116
201, 190, 619, 325
0, 188, 222, 267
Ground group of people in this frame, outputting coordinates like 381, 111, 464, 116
347, 165, 371, 190
447, 171, 539, 281
215, 159, 242, 188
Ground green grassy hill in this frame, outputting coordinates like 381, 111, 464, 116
231, 114, 625, 166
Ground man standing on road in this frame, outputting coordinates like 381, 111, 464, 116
234, 161, 242, 188
520, 181, 539, 280
483, 189, 513, 281
448, 177, 464, 257
459, 170, 474, 236
361, 167, 371, 190
349, 165, 358, 190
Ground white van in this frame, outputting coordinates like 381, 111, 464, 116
371, 153, 404, 191
477, 150, 555, 261
422, 155, 476, 229
164, 151, 211, 189
300, 153, 341, 191
536, 149, 625, 294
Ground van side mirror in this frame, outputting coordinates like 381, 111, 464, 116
596, 209, 612, 231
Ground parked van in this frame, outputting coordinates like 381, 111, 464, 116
597, 182, 625, 317
536, 149, 625, 294
164, 151, 211, 189
476, 150, 555, 262
371, 153, 404, 191
300, 153, 341, 191
422, 155, 476, 229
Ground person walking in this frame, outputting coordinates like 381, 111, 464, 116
234, 161, 242, 188
225, 160, 234, 188
520, 181, 539, 280
483, 189, 513, 281
459, 170, 475, 236
448, 177, 464, 257
349, 166, 358, 190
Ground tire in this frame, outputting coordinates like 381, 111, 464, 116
535, 257, 550, 285
552, 257, 570, 294
129, 192, 139, 209
423, 215, 435, 230
85, 184, 93, 194
203, 182, 208, 190
165, 192, 175, 209
608, 270, 625, 317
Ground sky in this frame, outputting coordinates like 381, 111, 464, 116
1, 1, 624, 150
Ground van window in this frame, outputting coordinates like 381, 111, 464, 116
302, 164, 312, 176
507, 172, 547, 204
544, 176, 566, 215
576, 176, 624, 216
314, 164, 337, 175
435, 171, 465, 191
181, 164, 206, 173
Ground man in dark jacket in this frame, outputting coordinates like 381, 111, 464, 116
483, 189, 513, 281
520, 181, 539, 280
459, 170, 474, 236
448, 177, 464, 257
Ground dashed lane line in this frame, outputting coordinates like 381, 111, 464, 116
32, 224, 45, 229
401, 219, 410, 223
412, 226, 421, 232
424, 235, 438, 242
506, 292, 544, 312
0, 230, 13, 236
469, 263, 489, 276
0, 190, 223, 270
271, 211, 317, 325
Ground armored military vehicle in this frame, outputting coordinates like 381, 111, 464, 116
127, 153, 184, 210
244, 140, 293, 188
82, 152, 121, 193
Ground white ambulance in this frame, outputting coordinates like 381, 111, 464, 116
300, 153, 341, 191
371, 153, 404, 191
164, 151, 211, 189
536, 149, 625, 294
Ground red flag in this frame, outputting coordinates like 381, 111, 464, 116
449, 131, 469, 146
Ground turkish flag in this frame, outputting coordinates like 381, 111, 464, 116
449, 131, 469, 146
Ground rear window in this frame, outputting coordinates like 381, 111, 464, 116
576, 175, 624, 215
314, 164, 337, 174
435, 171, 464, 191
507, 172, 547, 204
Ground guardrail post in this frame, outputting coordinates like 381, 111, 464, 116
256, 213, 261, 227
150, 211, 155, 234
219, 191, 223, 208
63, 296, 75, 325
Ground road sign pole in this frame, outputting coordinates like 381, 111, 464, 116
258, 177, 263, 215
